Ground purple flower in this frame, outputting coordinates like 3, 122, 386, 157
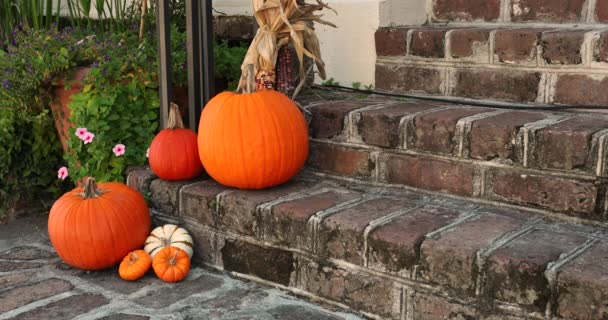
92, 61, 99, 68
104, 55, 110, 62
1, 80, 10, 89
181, 63, 187, 70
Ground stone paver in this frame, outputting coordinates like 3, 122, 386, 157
0, 279, 73, 313
0, 215, 364, 320
12, 293, 109, 320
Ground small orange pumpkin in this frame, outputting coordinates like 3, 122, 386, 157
119, 250, 152, 281
48, 178, 151, 270
149, 102, 204, 181
152, 247, 191, 283
198, 89, 309, 189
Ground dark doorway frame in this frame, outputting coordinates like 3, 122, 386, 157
156, 0, 215, 130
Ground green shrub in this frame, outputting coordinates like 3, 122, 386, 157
0, 25, 249, 221
0, 107, 66, 221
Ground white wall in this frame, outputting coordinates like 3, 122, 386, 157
215, 0, 381, 87
315, 0, 379, 87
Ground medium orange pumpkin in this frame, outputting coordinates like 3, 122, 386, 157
48, 178, 151, 270
152, 247, 191, 283
149, 102, 204, 181
198, 90, 309, 189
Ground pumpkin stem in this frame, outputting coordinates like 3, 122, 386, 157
166, 102, 185, 129
169, 248, 180, 266
80, 178, 108, 199
129, 252, 139, 265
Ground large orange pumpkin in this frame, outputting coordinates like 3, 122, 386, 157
198, 90, 309, 189
149, 102, 204, 181
48, 178, 151, 270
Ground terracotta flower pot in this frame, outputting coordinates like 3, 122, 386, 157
49, 67, 91, 153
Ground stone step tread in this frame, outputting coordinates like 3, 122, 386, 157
300, 96, 608, 223
128, 166, 608, 320
306, 97, 608, 174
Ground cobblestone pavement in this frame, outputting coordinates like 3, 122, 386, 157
0, 215, 365, 320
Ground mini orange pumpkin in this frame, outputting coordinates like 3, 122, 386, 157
198, 89, 309, 189
48, 178, 151, 270
152, 247, 191, 283
119, 250, 152, 281
149, 102, 204, 181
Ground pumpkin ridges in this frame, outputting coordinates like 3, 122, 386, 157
237, 95, 252, 185
284, 95, 308, 181
100, 193, 136, 262
199, 92, 231, 183
77, 200, 95, 268
87, 199, 106, 269
252, 92, 274, 188
97, 197, 121, 267
267, 92, 291, 186
50, 198, 75, 266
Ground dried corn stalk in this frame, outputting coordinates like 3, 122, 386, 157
236, 0, 337, 92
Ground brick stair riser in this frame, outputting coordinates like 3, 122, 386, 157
306, 101, 608, 223
128, 168, 608, 320
375, 26, 608, 106
429, 0, 606, 24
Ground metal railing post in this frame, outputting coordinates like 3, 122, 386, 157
156, 0, 172, 129
186, 0, 203, 130
201, 0, 215, 110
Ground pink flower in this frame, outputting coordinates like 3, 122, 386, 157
83, 132, 95, 144
75, 39, 84, 46
75, 127, 88, 140
112, 144, 126, 156
57, 167, 68, 180
146, 148, 150, 158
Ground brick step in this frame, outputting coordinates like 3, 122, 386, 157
375, 26, 608, 106
127, 167, 608, 320
304, 98, 608, 224
431, 0, 606, 24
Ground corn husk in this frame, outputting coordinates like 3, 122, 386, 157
236, 0, 337, 92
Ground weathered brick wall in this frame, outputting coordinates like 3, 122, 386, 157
304, 99, 608, 224
129, 163, 608, 320
375, 0, 608, 106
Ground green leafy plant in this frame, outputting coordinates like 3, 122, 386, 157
0, 107, 66, 222
321, 77, 340, 86
0, 0, 144, 46
214, 40, 248, 90
0, 22, 250, 220
61, 32, 161, 183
